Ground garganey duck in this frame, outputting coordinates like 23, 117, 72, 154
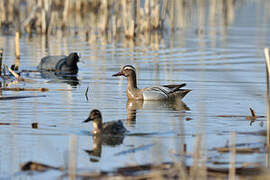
113, 65, 191, 101
83, 109, 128, 135
37, 52, 80, 74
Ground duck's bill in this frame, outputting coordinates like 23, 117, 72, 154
77, 53, 80, 62
82, 117, 93, 123
112, 72, 124, 76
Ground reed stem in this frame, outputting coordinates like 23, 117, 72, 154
68, 134, 77, 180
0, 49, 3, 76
264, 48, 270, 168
15, 32, 20, 69
229, 132, 236, 180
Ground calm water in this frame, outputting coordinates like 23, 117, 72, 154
0, 1, 269, 179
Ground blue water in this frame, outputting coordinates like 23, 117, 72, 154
0, 0, 269, 178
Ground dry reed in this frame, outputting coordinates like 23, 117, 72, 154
264, 48, 270, 151
229, 132, 236, 180
0, 48, 3, 76
68, 134, 77, 180
0, 0, 236, 41
15, 31, 20, 69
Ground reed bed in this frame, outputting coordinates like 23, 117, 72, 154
0, 0, 237, 41
1, 0, 168, 37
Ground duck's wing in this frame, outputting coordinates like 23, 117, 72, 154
143, 84, 183, 95
142, 86, 171, 100
103, 120, 127, 135
162, 83, 191, 99
162, 83, 186, 93
142, 83, 188, 100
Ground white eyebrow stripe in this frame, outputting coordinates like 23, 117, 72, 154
123, 66, 136, 71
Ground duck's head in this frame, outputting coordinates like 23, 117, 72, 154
67, 52, 80, 66
113, 65, 136, 77
83, 109, 102, 124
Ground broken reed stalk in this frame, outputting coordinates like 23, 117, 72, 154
0, 48, 3, 76
85, 86, 89, 101
15, 32, 20, 69
264, 48, 270, 150
249, 108, 256, 119
190, 134, 204, 179
0, 87, 72, 92
217, 147, 260, 153
5, 65, 34, 82
0, 95, 46, 100
68, 134, 77, 179
265, 48, 270, 95
6, 65, 22, 80
0, 87, 48, 92
264, 47, 270, 168
229, 132, 236, 180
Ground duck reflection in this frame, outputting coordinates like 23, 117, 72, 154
85, 134, 124, 162
39, 71, 79, 87
126, 99, 190, 122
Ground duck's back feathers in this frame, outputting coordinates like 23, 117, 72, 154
102, 120, 127, 135
142, 83, 190, 100
142, 86, 169, 100
163, 83, 186, 93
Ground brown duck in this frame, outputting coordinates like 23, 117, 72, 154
83, 109, 127, 135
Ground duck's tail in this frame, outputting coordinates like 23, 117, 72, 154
169, 89, 191, 99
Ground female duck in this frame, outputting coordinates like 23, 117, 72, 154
83, 109, 127, 135
113, 65, 191, 101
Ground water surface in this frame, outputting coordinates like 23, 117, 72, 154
0, 1, 269, 178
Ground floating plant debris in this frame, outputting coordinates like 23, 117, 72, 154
0, 95, 46, 100
32, 122, 38, 129
21, 161, 63, 172
216, 147, 260, 154
0, 87, 71, 92
216, 107, 265, 119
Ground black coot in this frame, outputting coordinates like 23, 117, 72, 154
37, 52, 80, 74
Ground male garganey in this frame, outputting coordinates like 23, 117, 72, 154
113, 65, 191, 101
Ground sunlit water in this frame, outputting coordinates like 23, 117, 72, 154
0, 1, 269, 179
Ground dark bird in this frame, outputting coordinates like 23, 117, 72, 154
37, 52, 80, 74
